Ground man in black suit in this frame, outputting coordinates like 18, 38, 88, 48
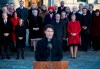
16, 0, 28, 28
57, 1, 66, 14
87, 4, 95, 17
0, 13, 12, 59
35, 24, 63, 61
45, 6, 55, 25
51, 14, 66, 45
69, 6, 81, 22
81, 8, 92, 51
0, 7, 11, 19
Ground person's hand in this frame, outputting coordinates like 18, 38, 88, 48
71, 33, 76, 36
4, 33, 9, 37
33, 28, 39, 31
82, 26, 87, 30
18, 37, 23, 40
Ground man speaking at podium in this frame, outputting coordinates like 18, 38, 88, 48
35, 24, 63, 61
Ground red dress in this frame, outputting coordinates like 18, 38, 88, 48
67, 20, 81, 45
10, 17, 19, 41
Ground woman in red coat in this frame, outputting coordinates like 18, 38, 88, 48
10, 11, 19, 46
67, 14, 81, 59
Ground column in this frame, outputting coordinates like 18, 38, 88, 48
43, 0, 48, 7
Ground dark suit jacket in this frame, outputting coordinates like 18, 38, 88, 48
57, 6, 66, 14
45, 13, 55, 25
51, 20, 66, 43
81, 14, 91, 35
0, 19, 13, 45
16, 7, 28, 28
87, 10, 95, 18
35, 37, 63, 61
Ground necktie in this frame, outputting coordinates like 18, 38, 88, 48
50, 14, 52, 19
4, 20, 7, 25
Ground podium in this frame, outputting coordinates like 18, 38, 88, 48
33, 61, 69, 69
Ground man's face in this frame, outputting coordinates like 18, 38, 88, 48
89, 6, 93, 10
61, 1, 64, 7
45, 28, 54, 40
10, 4, 14, 9
31, 4, 36, 9
79, 5, 83, 10
61, 13, 66, 19
86, 6, 89, 10
73, 7, 77, 12
83, 9, 87, 14
2, 13, 8, 20
56, 15, 60, 21
3, 8, 8, 13
20, 1, 24, 7
54, 5, 58, 10
49, 9, 53, 13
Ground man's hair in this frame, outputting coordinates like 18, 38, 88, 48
61, 11, 66, 16
19, 0, 24, 3
79, 3, 83, 6
2, 6, 7, 11
89, 4, 94, 8
44, 24, 54, 31
82, 7, 87, 10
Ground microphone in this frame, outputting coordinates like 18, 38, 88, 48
47, 43, 52, 50
47, 40, 52, 61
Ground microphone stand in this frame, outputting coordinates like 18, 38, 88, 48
50, 47, 52, 61
48, 44, 52, 61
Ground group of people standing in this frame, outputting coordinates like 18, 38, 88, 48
0, 0, 100, 61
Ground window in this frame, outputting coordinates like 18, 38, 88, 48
77, 0, 87, 2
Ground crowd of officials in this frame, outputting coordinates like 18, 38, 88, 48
0, 0, 100, 61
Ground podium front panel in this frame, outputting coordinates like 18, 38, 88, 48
33, 61, 68, 69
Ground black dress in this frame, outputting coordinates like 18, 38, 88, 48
35, 37, 63, 61
15, 25, 26, 48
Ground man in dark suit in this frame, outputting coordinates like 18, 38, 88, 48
51, 14, 66, 46
57, 1, 66, 14
78, 4, 84, 15
45, 6, 55, 25
81, 8, 92, 51
16, 0, 28, 28
69, 6, 81, 22
35, 24, 63, 61
0, 7, 11, 19
0, 13, 12, 59
87, 4, 95, 17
